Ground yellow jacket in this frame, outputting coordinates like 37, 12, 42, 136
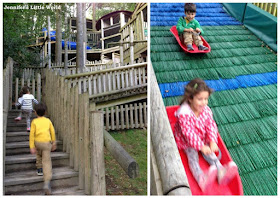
29, 117, 56, 149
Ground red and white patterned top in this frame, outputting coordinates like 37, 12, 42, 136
174, 103, 218, 151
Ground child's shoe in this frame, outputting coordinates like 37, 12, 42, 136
43, 181, 52, 195
198, 45, 209, 51
14, 117, 22, 121
187, 44, 194, 51
27, 127, 30, 132
218, 161, 238, 185
198, 165, 217, 192
37, 168, 43, 176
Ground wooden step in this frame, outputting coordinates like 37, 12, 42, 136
6, 141, 63, 155
6, 132, 29, 143
5, 152, 69, 173
4, 166, 79, 195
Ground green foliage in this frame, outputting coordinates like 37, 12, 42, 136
3, 3, 74, 68
88, 3, 136, 20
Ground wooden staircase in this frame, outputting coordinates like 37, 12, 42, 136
4, 110, 85, 195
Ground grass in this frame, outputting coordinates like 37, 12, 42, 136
104, 129, 147, 195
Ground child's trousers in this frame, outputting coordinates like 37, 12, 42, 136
183, 32, 203, 46
35, 142, 52, 182
22, 109, 32, 128
184, 147, 222, 182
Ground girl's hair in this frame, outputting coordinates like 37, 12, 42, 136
180, 78, 213, 105
21, 86, 30, 94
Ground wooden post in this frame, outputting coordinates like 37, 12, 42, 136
48, 16, 51, 68
83, 93, 90, 195
129, 27, 134, 65
15, 78, 19, 109
104, 130, 139, 178
37, 73, 41, 102
78, 92, 85, 189
150, 65, 191, 195
90, 111, 106, 195
8, 58, 13, 110
74, 85, 79, 171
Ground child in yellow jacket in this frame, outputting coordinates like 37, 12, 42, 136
30, 103, 56, 195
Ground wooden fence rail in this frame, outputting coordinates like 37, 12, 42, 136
253, 3, 277, 16
14, 73, 42, 107
64, 62, 147, 97
44, 69, 105, 195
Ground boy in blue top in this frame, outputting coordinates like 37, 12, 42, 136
177, 3, 208, 51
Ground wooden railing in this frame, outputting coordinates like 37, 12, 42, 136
64, 62, 147, 98
44, 69, 106, 195
120, 3, 147, 64
253, 3, 277, 16
3, 57, 14, 178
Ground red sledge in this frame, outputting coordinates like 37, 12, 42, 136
166, 105, 243, 195
170, 25, 211, 54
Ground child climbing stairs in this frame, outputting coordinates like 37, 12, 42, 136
4, 110, 85, 195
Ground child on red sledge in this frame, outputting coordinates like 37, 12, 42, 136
174, 78, 238, 192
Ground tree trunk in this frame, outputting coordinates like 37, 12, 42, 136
55, 8, 62, 65
76, 3, 84, 73
92, 3, 96, 31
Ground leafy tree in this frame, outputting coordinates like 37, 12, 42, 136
3, 3, 74, 69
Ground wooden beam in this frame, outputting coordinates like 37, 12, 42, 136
104, 130, 139, 178
150, 65, 191, 195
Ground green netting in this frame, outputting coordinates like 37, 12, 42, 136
151, 40, 264, 53
241, 166, 277, 195
152, 54, 276, 73
218, 116, 277, 148
212, 98, 276, 125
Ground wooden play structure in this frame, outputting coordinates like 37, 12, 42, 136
4, 3, 147, 195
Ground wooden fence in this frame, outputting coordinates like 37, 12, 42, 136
3, 57, 14, 178
120, 3, 147, 65
104, 102, 147, 131
253, 3, 277, 16
44, 69, 105, 195
14, 73, 42, 107
64, 62, 147, 98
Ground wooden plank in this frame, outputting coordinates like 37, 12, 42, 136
134, 103, 139, 128
116, 106, 120, 130
88, 76, 92, 96
150, 140, 163, 195
69, 86, 75, 168
117, 71, 121, 89
143, 102, 147, 128
125, 104, 129, 129
78, 92, 85, 189
111, 107, 114, 131
27, 79, 30, 88
74, 85, 79, 171
129, 104, 134, 128
37, 73, 41, 102
120, 105, 125, 129
83, 92, 90, 195
32, 78, 35, 96
90, 111, 106, 195
15, 78, 19, 109
139, 103, 144, 128
106, 107, 109, 131
112, 71, 116, 91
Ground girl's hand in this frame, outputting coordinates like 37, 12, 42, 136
210, 141, 219, 153
201, 145, 212, 155
30, 148, 37, 154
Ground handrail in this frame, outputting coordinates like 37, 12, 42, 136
64, 62, 147, 79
